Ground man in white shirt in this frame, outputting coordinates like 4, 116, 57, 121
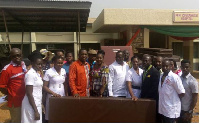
108, 51, 129, 97
123, 50, 132, 68
154, 56, 163, 74
158, 60, 185, 123
178, 60, 198, 123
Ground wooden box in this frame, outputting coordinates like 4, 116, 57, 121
49, 97, 156, 123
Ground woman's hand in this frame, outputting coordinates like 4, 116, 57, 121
52, 93, 61, 97
37, 69, 44, 78
74, 93, 80, 97
34, 111, 40, 120
131, 96, 138, 101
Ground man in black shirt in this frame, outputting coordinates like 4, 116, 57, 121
140, 54, 160, 122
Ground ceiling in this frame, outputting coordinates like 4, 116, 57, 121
0, 0, 92, 32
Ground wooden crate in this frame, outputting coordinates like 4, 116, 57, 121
49, 97, 156, 123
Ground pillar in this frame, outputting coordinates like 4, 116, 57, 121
31, 43, 36, 52
126, 27, 133, 43
183, 40, 193, 72
31, 32, 37, 52
144, 28, 149, 48
74, 32, 78, 60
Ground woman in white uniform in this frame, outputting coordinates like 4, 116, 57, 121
21, 53, 43, 123
126, 56, 143, 101
43, 56, 66, 121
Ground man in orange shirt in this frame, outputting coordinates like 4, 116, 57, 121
69, 48, 90, 97
0, 48, 26, 123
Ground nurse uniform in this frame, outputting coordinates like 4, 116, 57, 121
21, 68, 43, 123
126, 67, 143, 98
43, 67, 66, 120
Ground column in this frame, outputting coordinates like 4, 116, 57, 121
144, 28, 149, 48
183, 40, 193, 72
127, 27, 133, 43
31, 32, 37, 52
74, 32, 78, 60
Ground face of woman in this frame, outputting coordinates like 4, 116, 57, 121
132, 58, 139, 69
96, 54, 104, 65
33, 58, 43, 71
54, 58, 64, 70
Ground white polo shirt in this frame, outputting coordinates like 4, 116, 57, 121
125, 67, 143, 98
108, 61, 129, 97
180, 73, 198, 111
158, 71, 185, 118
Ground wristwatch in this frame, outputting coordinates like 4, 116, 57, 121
188, 110, 193, 114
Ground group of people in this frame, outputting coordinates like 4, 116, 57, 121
0, 47, 198, 123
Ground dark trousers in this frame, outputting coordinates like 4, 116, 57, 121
117, 96, 126, 98
156, 113, 162, 123
161, 114, 176, 123
177, 110, 192, 123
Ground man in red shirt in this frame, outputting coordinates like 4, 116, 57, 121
0, 48, 26, 123
69, 48, 90, 97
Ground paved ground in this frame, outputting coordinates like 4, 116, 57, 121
0, 79, 199, 123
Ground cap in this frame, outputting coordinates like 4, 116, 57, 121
88, 49, 97, 55
40, 49, 55, 61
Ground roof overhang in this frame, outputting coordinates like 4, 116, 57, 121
0, 0, 92, 32
92, 9, 199, 33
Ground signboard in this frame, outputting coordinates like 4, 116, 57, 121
173, 11, 199, 23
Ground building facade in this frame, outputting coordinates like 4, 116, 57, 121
0, 9, 199, 71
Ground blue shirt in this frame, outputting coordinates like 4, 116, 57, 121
62, 62, 72, 95
86, 59, 96, 71
62, 62, 70, 74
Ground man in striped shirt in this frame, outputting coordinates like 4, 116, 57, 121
0, 48, 26, 123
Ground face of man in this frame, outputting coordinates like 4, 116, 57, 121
116, 52, 124, 65
181, 63, 190, 76
79, 50, 88, 63
57, 51, 64, 58
88, 54, 96, 62
155, 57, 163, 70
142, 55, 151, 69
123, 50, 130, 61
162, 60, 170, 74
138, 59, 143, 69
66, 53, 73, 63
10, 48, 22, 65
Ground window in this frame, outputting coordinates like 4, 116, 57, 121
172, 42, 183, 58
193, 42, 199, 58
81, 43, 100, 51
36, 43, 74, 55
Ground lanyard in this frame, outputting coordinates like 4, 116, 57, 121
143, 65, 152, 81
